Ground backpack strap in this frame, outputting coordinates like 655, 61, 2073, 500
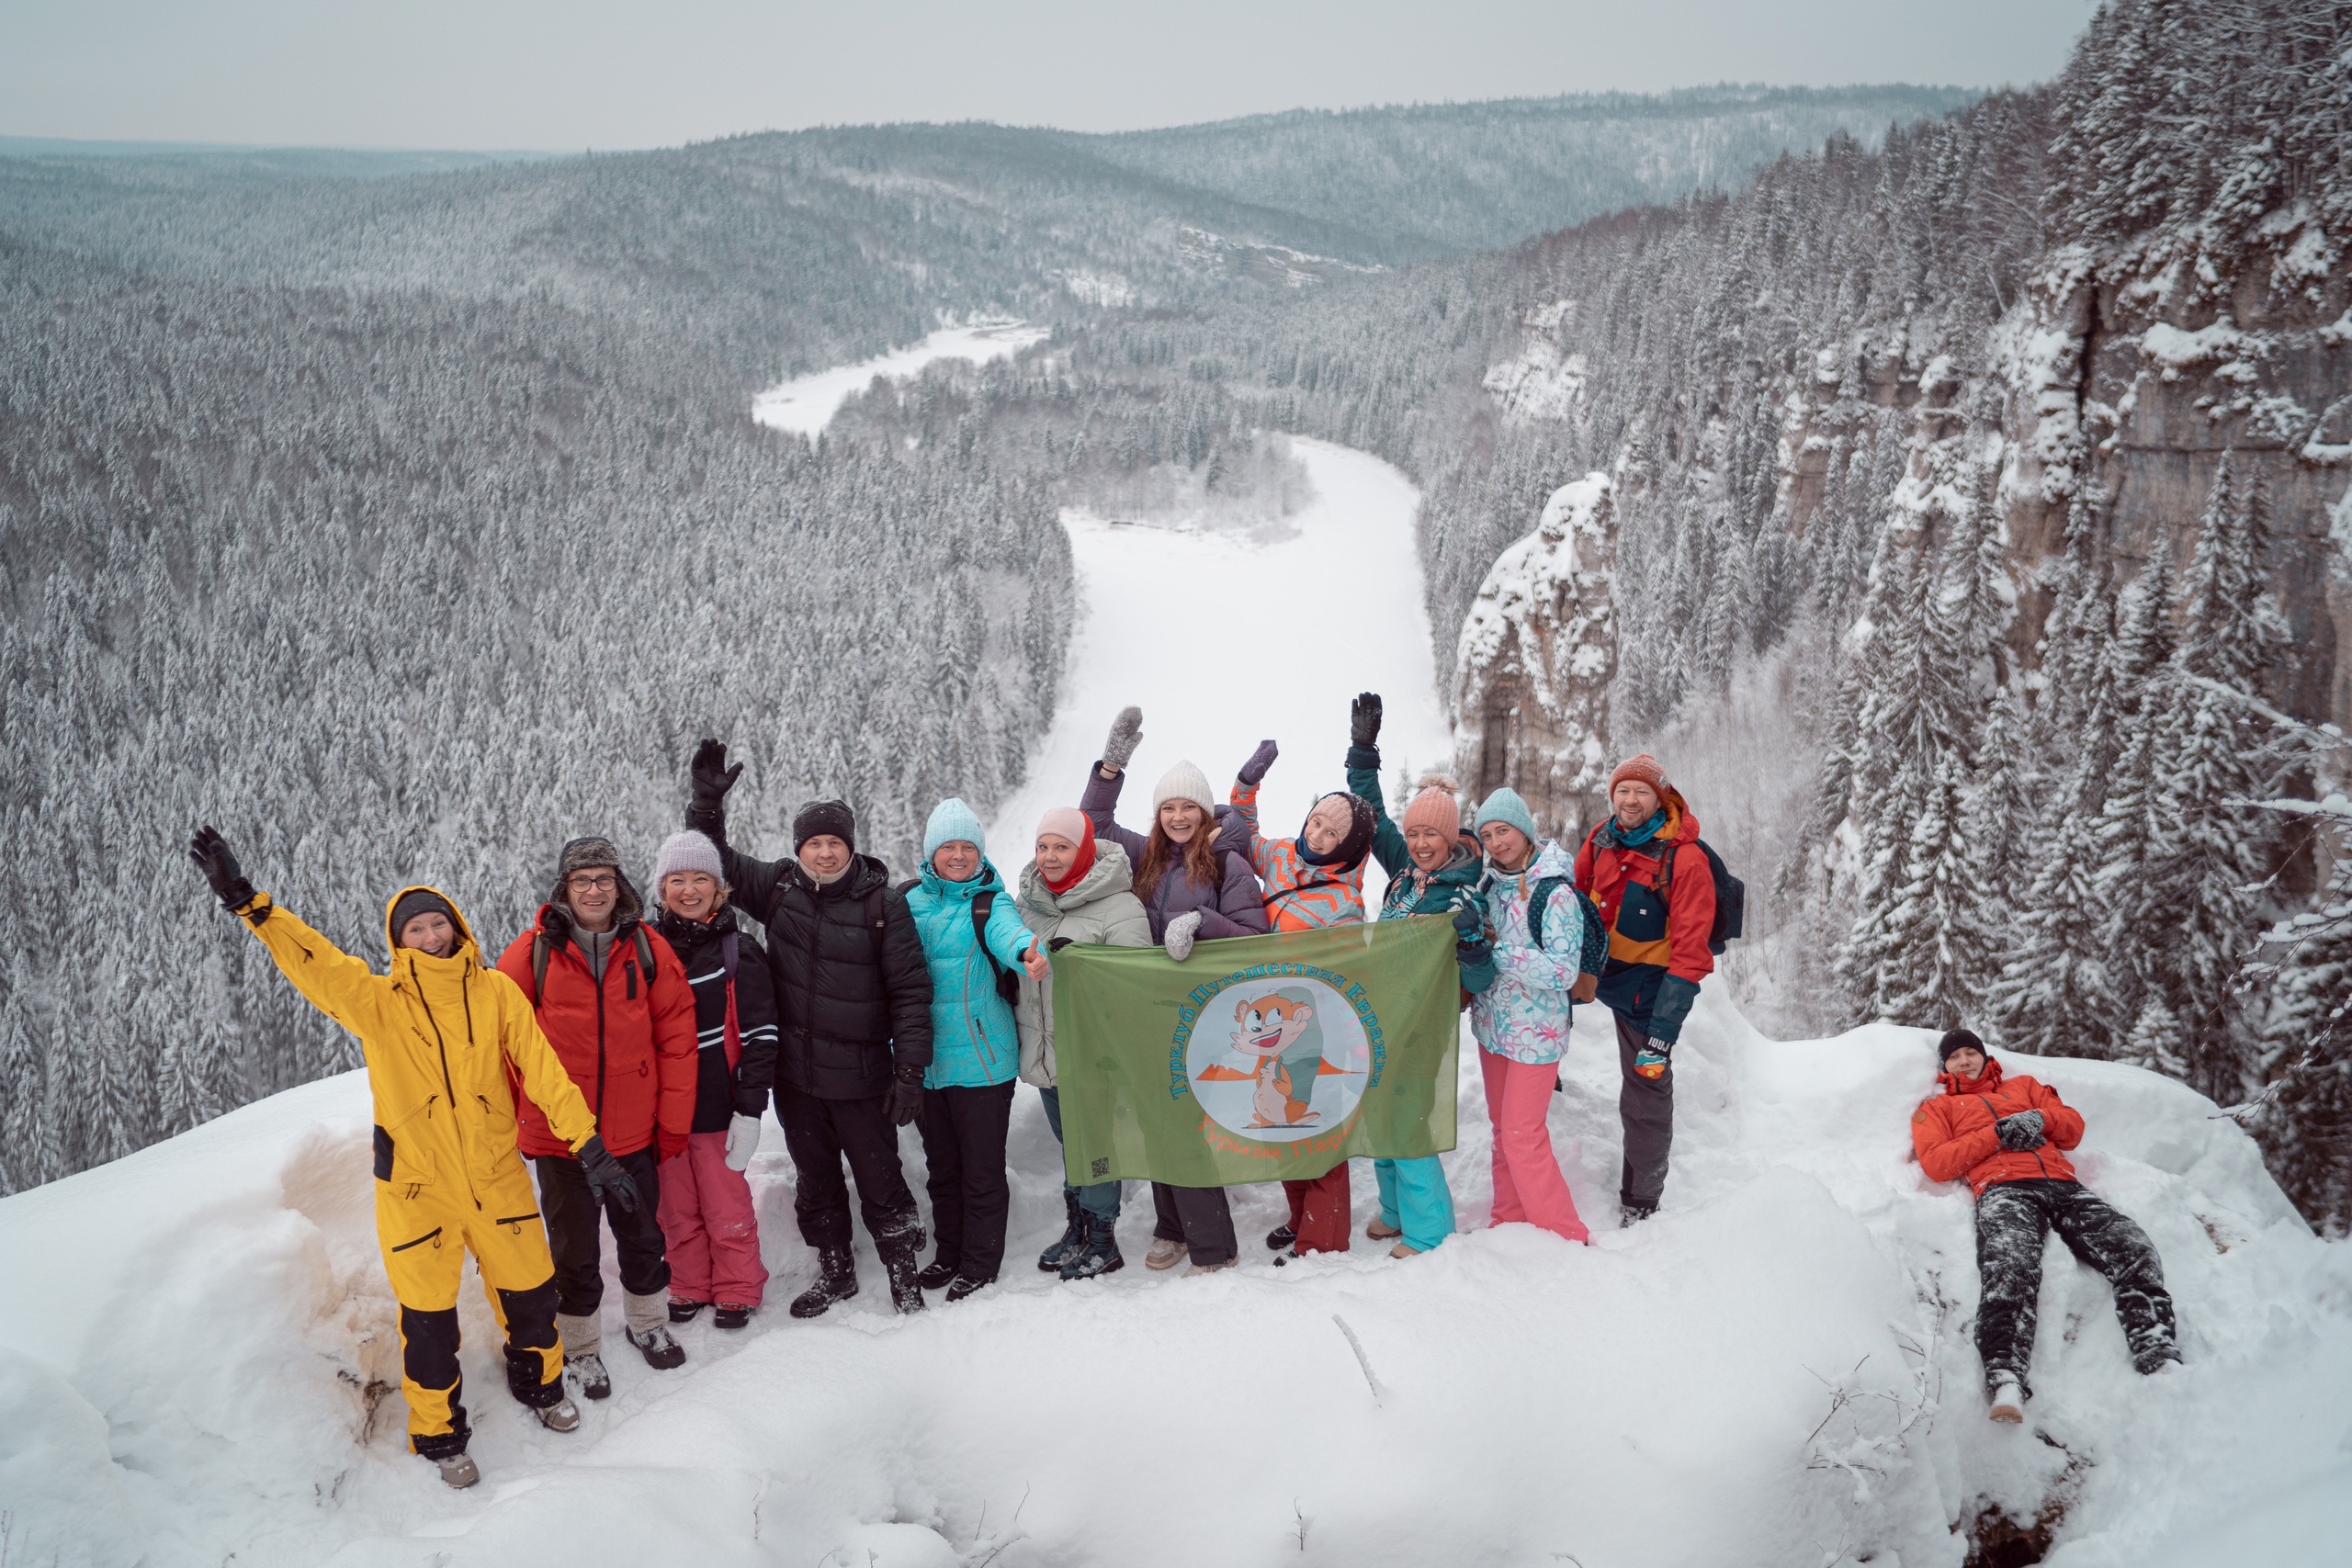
865, 886, 890, 968
631, 925, 655, 978
1528, 875, 1567, 950
530, 931, 550, 1004
720, 928, 739, 983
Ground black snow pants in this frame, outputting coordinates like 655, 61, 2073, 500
1974, 1178, 2177, 1394
1611, 1011, 1674, 1208
917, 1080, 1016, 1281
776, 1084, 923, 1259
536, 1145, 670, 1316
1151, 1181, 1238, 1267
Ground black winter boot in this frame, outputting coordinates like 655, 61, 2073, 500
1265, 1223, 1296, 1251
884, 1247, 927, 1314
944, 1273, 995, 1303
1620, 1201, 1657, 1228
1038, 1190, 1086, 1273
917, 1258, 958, 1291
1060, 1213, 1125, 1280
789, 1247, 859, 1319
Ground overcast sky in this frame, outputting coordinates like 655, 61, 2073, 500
2, 0, 2097, 151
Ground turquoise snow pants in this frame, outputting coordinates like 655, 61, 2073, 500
1374, 1156, 1455, 1253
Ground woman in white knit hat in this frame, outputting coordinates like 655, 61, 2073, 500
1077, 705, 1270, 1276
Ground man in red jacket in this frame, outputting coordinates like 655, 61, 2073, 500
1913, 1029, 2181, 1424
1574, 754, 1714, 1224
500, 836, 698, 1398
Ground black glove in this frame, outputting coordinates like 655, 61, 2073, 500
1238, 739, 1279, 786
576, 1134, 640, 1213
1351, 692, 1384, 749
882, 1064, 925, 1127
691, 739, 743, 808
1048, 936, 1074, 953
189, 826, 257, 912
1452, 902, 1483, 940
1996, 1111, 2046, 1152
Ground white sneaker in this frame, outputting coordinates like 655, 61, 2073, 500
1988, 1382, 2027, 1424
1144, 1237, 1189, 1270
434, 1451, 481, 1488
536, 1396, 582, 1433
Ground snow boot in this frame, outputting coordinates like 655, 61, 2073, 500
536, 1397, 582, 1433
435, 1452, 481, 1489
668, 1298, 706, 1324
884, 1247, 927, 1314
1366, 1217, 1402, 1242
917, 1258, 959, 1291
1988, 1381, 2027, 1425
712, 1303, 753, 1330
1184, 1256, 1237, 1278
1038, 1191, 1086, 1272
567, 1352, 611, 1401
2133, 1342, 2184, 1376
790, 1247, 859, 1319
944, 1273, 995, 1303
1144, 1236, 1189, 1270
628, 1324, 686, 1371
1264, 1223, 1296, 1251
1620, 1201, 1657, 1228
1060, 1213, 1125, 1280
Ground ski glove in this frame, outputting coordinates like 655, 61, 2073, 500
691, 739, 743, 807
188, 826, 258, 915
882, 1064, 925, 1127
1164, 909, 1204, 963
1350, 692, 1384, 749
1996, 1110, 2046, 1152
1634, 1037, 1673, 1081
576, 1134, 640, 1213
1101, 706, 1145, 773
724, 1112, 761, 1172
1237, 739, 1279, 787
1451, 902, 1483, 940
1646, 973, 1702, 1044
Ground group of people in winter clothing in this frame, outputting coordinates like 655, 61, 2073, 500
182, 685, 2179, 1486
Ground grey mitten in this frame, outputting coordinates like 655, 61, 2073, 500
1996, 1110, 2046, 1151
1102, 706, 1144, 773
1237, 739, 1279, 786
1164, 909, 1204, 963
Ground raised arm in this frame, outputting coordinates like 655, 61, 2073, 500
685, 739, 787, 921
192, 826, 390, 1040
1228, 739, 1283, 879
1343, 693, 1408, 876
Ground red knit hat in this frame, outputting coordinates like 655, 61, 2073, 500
1609, 754, 1669, 795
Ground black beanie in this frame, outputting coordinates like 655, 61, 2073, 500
1938, 1028, 1985, 1066
390, 889, 458, 947
794, 799, 857, 852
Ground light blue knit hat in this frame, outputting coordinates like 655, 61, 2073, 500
924, 797, 988, 861
1474, 787, 1540, 847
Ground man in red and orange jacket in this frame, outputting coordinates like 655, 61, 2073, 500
500, 835, 697, 1398
1575, 753, 1714, 1224
1913, 1029, 2181, 1425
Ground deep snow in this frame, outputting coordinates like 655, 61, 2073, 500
750, 322, 1051, 438
4, 441, 2350, 1568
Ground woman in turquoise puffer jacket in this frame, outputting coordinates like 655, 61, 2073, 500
904, 797, 1048, 1300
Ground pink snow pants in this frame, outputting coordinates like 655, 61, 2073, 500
657, 1130, 768, 1307
1481, 1049, 1590, 1245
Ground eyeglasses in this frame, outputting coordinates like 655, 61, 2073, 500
566, 874, 618, 892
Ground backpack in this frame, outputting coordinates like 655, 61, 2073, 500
1525, 876, 1604, 953
530, 922, 658, 1002
1598, 826, 1746, 956
890, 880, 1022, 1009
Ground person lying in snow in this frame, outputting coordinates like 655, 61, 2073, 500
1912, 1028, 2183, 1424
188, 828, 634, 1490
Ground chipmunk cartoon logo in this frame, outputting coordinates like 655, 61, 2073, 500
1194, 987, 1351, 1129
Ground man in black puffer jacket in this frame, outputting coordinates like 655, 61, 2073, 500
685, 740, 934, 1317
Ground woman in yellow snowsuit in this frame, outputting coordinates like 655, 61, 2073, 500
190, 827, 640, 1487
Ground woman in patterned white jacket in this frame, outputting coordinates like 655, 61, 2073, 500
1468, 788, 1607, 1245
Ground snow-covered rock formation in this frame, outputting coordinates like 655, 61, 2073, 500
1453, 471, 1617, 840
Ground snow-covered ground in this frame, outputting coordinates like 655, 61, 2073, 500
4, 434, 2349, 1567
987, 436, 1453, 906
751, 322, 1051, 437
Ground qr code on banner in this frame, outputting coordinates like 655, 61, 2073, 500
1092, 1157, 1110, 1177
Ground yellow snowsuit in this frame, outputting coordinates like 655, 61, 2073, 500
236, 884, 597, 1457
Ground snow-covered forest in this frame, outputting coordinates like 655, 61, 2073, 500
0, 81, 1957, 1189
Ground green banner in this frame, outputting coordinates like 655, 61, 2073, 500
1052, 918, 1461, 1186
